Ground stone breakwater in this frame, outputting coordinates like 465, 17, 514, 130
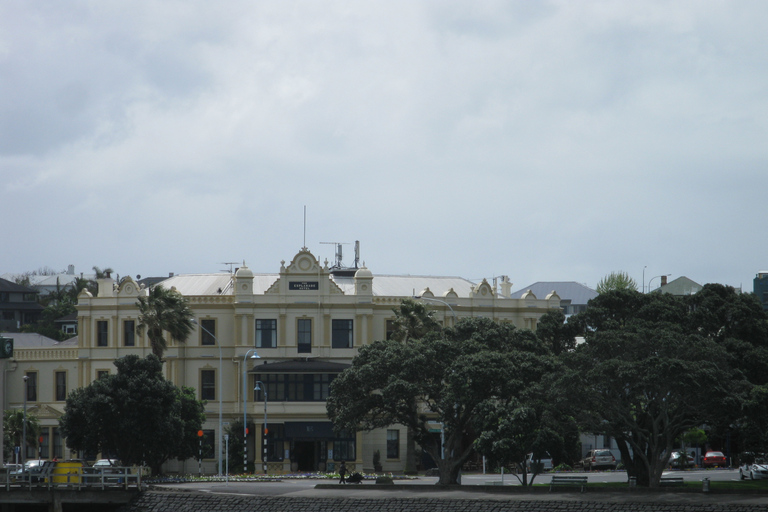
117, 492, 768, 512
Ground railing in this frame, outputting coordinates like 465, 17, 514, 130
1, 466, 143, 491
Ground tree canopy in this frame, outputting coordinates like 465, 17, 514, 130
59, 355, 205, 475
3, 410, 41, 461
327, 316, 561, 485
595, 271, 638, 294
561, 288, 755, 487
137, 285, 194, 359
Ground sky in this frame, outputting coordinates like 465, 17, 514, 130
2, 1, 767, 293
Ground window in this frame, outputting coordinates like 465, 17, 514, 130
123, 320, 135, 347
386, 320, 396, 340
55, 371, 67, 401
297, 319, 312, 353
254, 373, 337, 402
40, 430, 50, 459
23, 293, 37, 302
387, 429, 400, 459
96, 320, 108, 347
256, 319, 277, 348
201, 319, 216, 346
201, 369, 216, 401
332, 319, 353, 348
25, 372, 37, 401
201, 429, 215, 459
96, 370, 109, 380
333, 431, 356, 461
264, 424, 284, 461
52, 427, 63, 458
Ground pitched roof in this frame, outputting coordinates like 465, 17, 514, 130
0, 277, 38, 293
510, 281, 597, 305
656, 276, 703, 296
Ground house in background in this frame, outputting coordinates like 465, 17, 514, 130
651, 276, 703, 296
0, 278, 43, 331
510, 281, 598, 317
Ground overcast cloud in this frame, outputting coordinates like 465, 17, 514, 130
2, 1, 767, 292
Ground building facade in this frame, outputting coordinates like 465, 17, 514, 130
5, 248, 560, 474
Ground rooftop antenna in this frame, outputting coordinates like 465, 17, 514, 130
320, 241, 350, 268
354, 240, 360, 269
219, 262, 238, 273
303, 205, 307, 248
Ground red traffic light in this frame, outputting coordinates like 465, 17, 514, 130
197, 430, 204, 437
245, 428, 249, 435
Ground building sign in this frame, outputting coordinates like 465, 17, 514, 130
289, 281, 319, 291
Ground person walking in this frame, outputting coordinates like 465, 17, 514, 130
339, 461, 347, 484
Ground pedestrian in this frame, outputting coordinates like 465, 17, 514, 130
339, 461, 347, 484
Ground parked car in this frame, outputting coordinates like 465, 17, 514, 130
525, 452, 553, 472
668, 451, 696, 469
702, 451, 727, 468
581, 449, 617, 471
14, 459, 55, 483
92, 459, 121, 471
91, 459, 124, 482
740, 456, 768, 480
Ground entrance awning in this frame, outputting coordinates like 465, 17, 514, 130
285, 422, 336, 438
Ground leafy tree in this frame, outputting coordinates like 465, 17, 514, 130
389, 299, 442, 473
596, 271, 638, 294
137, 286, 194, 359
92, 266, 114, 279
562, 290, 741, 487
224, 419, 247, 474
3, 410, 41, 461
59, 355, 205, 475
327, 317, 556, 485
534, 309, 579, 355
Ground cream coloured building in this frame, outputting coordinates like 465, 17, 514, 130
5, 248, 561, 474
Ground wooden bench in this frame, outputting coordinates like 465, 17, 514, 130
550, 475, 588, 492
660, 476, 685, 487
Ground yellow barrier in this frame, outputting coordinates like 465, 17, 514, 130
52, 461, 83, 484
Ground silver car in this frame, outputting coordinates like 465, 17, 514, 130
740, 457, 768, 480
581, 449, 616, 471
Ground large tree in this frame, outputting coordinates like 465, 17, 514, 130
596, 271, 638, 294
327, 317, 555, 485
59, 355, 205, 475
3, 410, 41, 461
562, 289, 743, 487
137, 285, 194, 359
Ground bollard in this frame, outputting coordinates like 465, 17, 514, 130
702, 477, 710, 492
629, 477, 636, 488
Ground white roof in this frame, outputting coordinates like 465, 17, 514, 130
157, 273, 478, 298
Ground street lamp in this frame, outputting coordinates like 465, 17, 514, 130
242, 349, 260, 473
253, 380, 268, 474
413, 296, 457, 322
642, 266, 647, 294
191, 318, 223, 476
648, 274, 671, 293
22, 375, 28, 467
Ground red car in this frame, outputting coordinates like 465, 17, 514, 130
703, 451, 727, 468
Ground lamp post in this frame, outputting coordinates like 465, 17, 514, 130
642, 266, 647, 294
254, 380, 268, 474
242, 349, 260, 473
22, 375, 28, 467
648, 274, 671, 293
191, 318, 223, 476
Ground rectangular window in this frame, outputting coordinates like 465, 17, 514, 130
297, 318, 312, 353
201, 319, 216, 346
123, 320, 135, 347
333, 431, 356, 461
53, 427, 63, 458
97, 320, 108, 347
313, 374, 335, 400
386, 320, 396, 340
55, 371, 67, 401
25, 372, 37, 401
201, 429, 215, 459
40, 430, 50, 459
387, 429, 400, 459
96, 370, 109, 380
255, 373, 336, 402
201, 369, 216, 401
331, 319, 353, 348
256, 319, 277, 348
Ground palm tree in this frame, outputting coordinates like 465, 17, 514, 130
92, 266, 114, 279
4, 410, 41, 454
136, 286, 194, 359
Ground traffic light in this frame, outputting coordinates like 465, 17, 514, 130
0, 337, 13, 359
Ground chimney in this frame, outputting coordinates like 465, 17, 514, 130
661, 276, 668, 286
67, 264, 75, 275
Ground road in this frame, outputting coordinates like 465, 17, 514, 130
152, 468, 742, 497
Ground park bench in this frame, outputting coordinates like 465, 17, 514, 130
549, 474, 588, 492
660, 476, 685, 487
